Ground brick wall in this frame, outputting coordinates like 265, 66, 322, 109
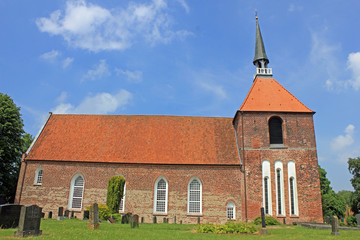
234, 111, 323, 223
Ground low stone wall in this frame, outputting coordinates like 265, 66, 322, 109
294, 222, 360, 231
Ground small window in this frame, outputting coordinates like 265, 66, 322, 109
227, 202, 235, 219
119, 183, 126, 212
34, 167, 43, 185
68, 174, 85, 210
188, 177, 202, 214
154, 177, 168, 214
288, 161, 298, 215
269, 117, 283, 144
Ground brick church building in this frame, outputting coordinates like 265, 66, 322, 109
15, 18, 323, 224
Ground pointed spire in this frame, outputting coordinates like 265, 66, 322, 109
253, 16, 269, 68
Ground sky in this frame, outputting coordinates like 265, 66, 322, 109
1, 0, 359, 192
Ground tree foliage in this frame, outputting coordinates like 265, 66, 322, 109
319, 165, 347, 220
106, 176, 126, 213
337, 190, 353, 206
348, 157, 360, 214
0, 93, 26, 203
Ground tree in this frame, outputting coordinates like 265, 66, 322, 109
106, 176, 126, 213
348, 157, 360, 214
319, 165, 347, 220
337, 190, 353, 206
0, 93, 25, 203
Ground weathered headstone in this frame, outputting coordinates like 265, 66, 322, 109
163, 217, 168, 223
64, 210, 69, 218
121, 213, 131, 224
130, 214, 139, 228
48, 211, 52, 219
197, 217, 200, 224
153, 216, 157, 224
88, 203, 99, 230
83, 210, 89, 220
14, 205, 42, 237
331, 216, 340, 236
356, 214, 360, 228
57, 207, 64, 220
180, 220, 182, 224
260, 207, 268, 235
173, 216, 176, 224
141, 217, 144, 223
41, 212, 45, 219
0, 204, 22, 229
70, 211, 74, 219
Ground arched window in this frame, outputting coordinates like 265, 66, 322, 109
275, 161, 285, 215
288, 161, 298, 215
188, 177, 202, 214
68, 174, 85, 210
154, 177, 168, 213
119, 183, 126, 212
262, 161, 272, 215
226, 201, 235, 219
269, 117, 283, 145
34, 167, 43, 185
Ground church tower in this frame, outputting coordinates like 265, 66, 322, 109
233, 17, 323, 223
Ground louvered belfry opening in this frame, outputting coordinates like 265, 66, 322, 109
269, 117, 283, 144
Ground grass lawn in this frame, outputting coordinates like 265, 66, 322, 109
1, 219, 360, 240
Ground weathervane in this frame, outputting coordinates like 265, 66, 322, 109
255, 9, 258, 20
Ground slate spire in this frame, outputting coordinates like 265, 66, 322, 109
253, 16, 269, 68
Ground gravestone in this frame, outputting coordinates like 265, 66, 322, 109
121, 213, 131, 224
41, 212, 45, 219
64, 210, 69, 218
130, 214, 139, 228
153, 216, 157, 224
173, 216, 176, 224
70, 211, 74, 219
83, 210, 89, 220
197, 217, 200, 224
48, 211, 52, 219
163, 217, 168, 223
0, 204, 22, 229
141, 217, 144, 223
57, 207, 64, 220
14, 205, 42, 237
331, 216, 340, 236
260, 207, 268, 235
180, 220, 182, 224
88, 203, 99, 229
356, 214, 360, 228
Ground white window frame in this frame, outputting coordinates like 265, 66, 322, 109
262, 160, 272, 215
275, 161, 285, 216
34, 167, 44, 185
68, 173, 85, 210
226, 201, 236, 219
119, 183, 126, 213
288, 161, 299, 216
153, 176, 168, 214
187, 177, 202, 214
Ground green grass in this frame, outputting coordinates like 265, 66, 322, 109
1, 219, 360, 239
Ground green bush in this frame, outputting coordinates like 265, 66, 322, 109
197, 222, 258, 234
252, 216, 281, 225
346, 215, 358, 227
86, 204, 111, 220
106, 176, 126, 213
111, 213, 122, 222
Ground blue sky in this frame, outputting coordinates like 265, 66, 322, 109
1, 0, 359, 192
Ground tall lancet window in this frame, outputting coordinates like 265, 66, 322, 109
154, 177, 168, 214
262, 160, 272, 215
288, 161, 298, 215
275, 161, 285, 216
269, 117, 283, 145
188, 177, 202, 214
68, 174, 85, 210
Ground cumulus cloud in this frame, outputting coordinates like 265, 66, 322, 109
115, 68, 143, 83
40, 50, 60, 61
36, 0, 191, 52
347, 52, 360, 90
82, 59, 110, 81
52, 90, 132, 114
331, 124, 355, 151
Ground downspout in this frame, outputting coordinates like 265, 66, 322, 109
18, 153, 27, 204
241, 111, 248, 222
233, 124, 243, 167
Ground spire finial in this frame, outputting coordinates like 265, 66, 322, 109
253, 13, 269, 69
255, 9, 258, 20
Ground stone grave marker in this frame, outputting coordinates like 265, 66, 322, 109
130, 214, 139, 228
331, 216, 340, 236
57, 207, 64, 220
70, 211, 74, 219
356, 214, 360, 228
14, 205, 42, 237
121, 213, 131, 224
153, 216, 157, 224
197, 217, 200, 224
48, 211, 52, 219
141, 217, 144, 223
41, 212, 45, 219
64, 210, 69, 218
173, 216, 176, 224
179, 220, 182, 224
260, 207, 268, 235
0, 204, 22, 229
83, 210, 89, 220
88, 203, 99, 229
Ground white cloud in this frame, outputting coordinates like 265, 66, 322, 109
56, 91, 68, 103
197, 81, 227, 99
63, 57, 74, 68
177, 0, 190, 13
82, 59, 110, 81
331, 124, 355, 151
36, 0, 191, 52
52, 90, 132, 114
288, 4, 303, 12
40, 50, 60, 61
347, 52, 360, 90
115, 68, 143, 83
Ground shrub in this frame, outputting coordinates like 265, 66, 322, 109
346, 215, 358, 227
106, 176, 126, 213
86, 204, 111, 220
252, 216, 281, 226
197, 222, 258, 234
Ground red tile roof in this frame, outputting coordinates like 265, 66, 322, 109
26, 114, 239, 165
240, 77, 314, 113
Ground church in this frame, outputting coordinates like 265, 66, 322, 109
15, 18, 323, 224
